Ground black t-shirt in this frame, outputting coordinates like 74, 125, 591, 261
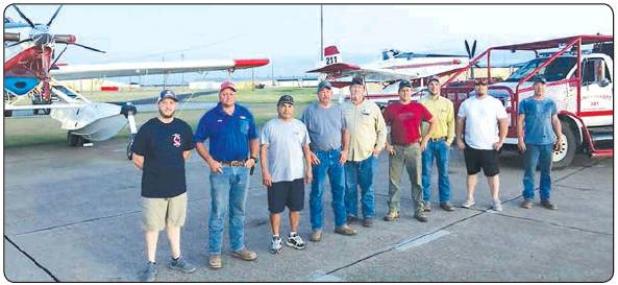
132, 118, 195, 198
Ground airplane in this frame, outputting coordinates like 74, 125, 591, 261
306, 42, 477, 106
4, 5, 270, 159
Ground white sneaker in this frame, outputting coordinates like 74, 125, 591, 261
462, 199, 475, 208
286, 233, 306, 250
270, 236, 282, 254
492, 199, 503, 212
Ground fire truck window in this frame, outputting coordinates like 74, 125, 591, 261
581, 60, 596, 85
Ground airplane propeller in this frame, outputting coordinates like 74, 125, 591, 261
465, 39, 480, 68
46, 5, 62, 26
12, 5, 35, 28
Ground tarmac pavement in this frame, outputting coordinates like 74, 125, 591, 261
3, 138, 614, 282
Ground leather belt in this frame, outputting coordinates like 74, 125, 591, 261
429, 137, 447, 142
220, 160, 246, 166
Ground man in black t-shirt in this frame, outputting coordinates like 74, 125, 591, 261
132, 90, 196, 282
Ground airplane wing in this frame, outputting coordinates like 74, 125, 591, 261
50, 58, 270, 80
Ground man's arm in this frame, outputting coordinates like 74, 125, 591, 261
246, 138, 259, 168
456, 116, 466, 150
132, 153, 144, 170
339, 128, 350, 165
196, 142, 222, 173
446, 102, 456, 145
260, 144, 271, 187
517, 114, 526, 152
374, 106, 388, 155
551, 114, 563, 151
494, 118, 508, 151
183, 150, 192, 161
420, 116, 438, 152
302, 143, 313, 184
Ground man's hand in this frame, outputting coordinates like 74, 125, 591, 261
420, 139, 428, 152
262, 171, 272, 187
309, 151, 321, 165
517, 138, 526, 153
245, 158, 256, 168
493, 140, 504, 151
456, 138, 465, 151
339, 151, 348, 165
387, 144, 396, 156
208, 159, 223, 174
554, 137, 563, 152
304, 170, 313, 184
372, 147, 382, 157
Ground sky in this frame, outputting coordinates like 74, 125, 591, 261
4, 4, 613, 83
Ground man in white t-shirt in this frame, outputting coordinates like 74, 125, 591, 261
456, 77, 508, 211
260, 95, 312, 254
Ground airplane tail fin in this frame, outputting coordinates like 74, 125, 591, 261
323, 45, 342, 65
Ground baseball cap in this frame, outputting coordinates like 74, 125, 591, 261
427, 76, 440, 84
277, 94, 295, 106
158, 89, 178, 102
399, 80, 412, 90
219, 80, 237, 92
317, 80, 332, 92
533, 75, 547, 84
351, 76, 364, 86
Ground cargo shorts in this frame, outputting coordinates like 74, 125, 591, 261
141, 192, 187, 231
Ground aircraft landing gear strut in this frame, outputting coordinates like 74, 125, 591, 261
122, 102, 138, 160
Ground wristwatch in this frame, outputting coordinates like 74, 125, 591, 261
250, 156, 259, 163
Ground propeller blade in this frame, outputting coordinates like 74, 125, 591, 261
47, 5, 63, 26
48, 45, 68, 72
72, 42, 106, 53
464, 40, 471, 59
7, 38, 33, 47
12, 5, 35, 28
471, 40, 477, 57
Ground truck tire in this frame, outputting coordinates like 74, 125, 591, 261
552, 121, 576, 169
4, 110, 12, 117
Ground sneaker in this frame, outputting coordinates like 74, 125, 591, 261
334, 225, 357, 236
310, 230, 322, 242
414, 212, 428, 223
169, 256, 196, 273
461, 199, 475, 209
521, 199, 533, 209
423, 202, 432, 212
208, 255, 222, 270
383, 210, 400, 221
541, 200, 557, 210
347, 215, 360, 224
271, 236, 282, 254
140, 262, 157, 282
286, 233, 306, 250
492, 199, 503, 212
231, 248, 257, 261
440, 202, 455, 212
362, 218, 373, 228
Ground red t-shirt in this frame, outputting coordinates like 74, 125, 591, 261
383, 101, 433, 145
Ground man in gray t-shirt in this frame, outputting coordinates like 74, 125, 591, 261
301, 80, 356, 242
260, 95, 312, 254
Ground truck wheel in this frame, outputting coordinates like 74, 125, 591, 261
4, 110, 12, 117
552, 121, 576, 169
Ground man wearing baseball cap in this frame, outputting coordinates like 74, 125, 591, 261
456, 77, 508, 211
517, 75, 562, 210
302, 80, 356, 242
260, 95, 312, 254
419, 76, 456, 212
342, 76, 387, 227
383, 80, 437, 223
194, 80, 259, 269
132, 89, 196, 281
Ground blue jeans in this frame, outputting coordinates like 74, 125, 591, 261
310, 149, 346, 230
522, 143, 553, 201
208, 166, 249, 255
421, 139, 452, 204
344, 155, 376, 219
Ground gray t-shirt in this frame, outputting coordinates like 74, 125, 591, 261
260, 118, 310, 183
301, 102, 346, 151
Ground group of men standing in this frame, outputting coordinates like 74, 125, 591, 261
131, 75, 563, 281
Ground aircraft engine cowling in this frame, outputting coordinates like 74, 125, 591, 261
53, 34, 76, 44
4, 32, 20, 42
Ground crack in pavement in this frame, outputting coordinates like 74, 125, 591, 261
4, 235, 60, 282
14, 210, 141, 237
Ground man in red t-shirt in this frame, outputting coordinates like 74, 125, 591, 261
383, 80, 437, 222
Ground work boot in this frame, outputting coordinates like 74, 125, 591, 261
440, 202, 455, 212
423, 202, 432, 212
541, 200, 557, 210
208, 255, 222, 269
414, 212, 428, 223
334, 225, 357, 236
231, 248, 257, 261
140, 262, 157, 282
310, 230, 322, 242
383, 210, 400, 221
362, 218, 373, 228
521, 199, 533, 209
347, 215, 360, 224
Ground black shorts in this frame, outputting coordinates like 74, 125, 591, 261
464, 146, 500, 176
268, 178, 305, 213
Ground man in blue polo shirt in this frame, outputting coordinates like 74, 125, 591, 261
194, 80, 259, 269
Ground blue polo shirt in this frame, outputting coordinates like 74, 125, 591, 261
194, 103, 257, 162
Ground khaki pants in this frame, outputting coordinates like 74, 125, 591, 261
142, 193, 187, 231
388, 144, 423, 214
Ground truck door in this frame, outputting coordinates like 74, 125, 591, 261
580, 57, 613, 115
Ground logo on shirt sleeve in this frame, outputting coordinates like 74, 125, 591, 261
172, 133, 182, 147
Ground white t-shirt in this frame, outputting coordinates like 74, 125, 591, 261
457, 95, 508, 150
260, 118, 310, 183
